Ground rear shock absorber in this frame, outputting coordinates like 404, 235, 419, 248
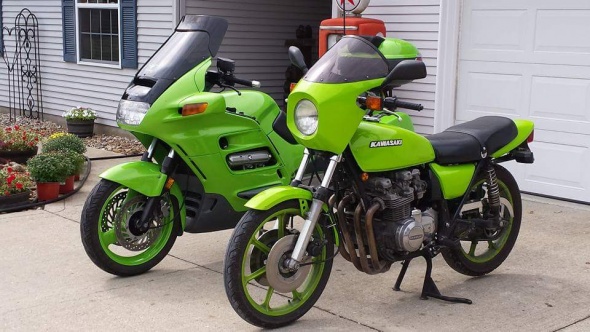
486, 165, 501, 217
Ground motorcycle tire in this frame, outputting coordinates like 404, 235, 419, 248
224, 200, 334, 329
442, 164, 522, 277
80, 179, 178, 277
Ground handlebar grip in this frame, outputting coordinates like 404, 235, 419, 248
227, 76, 261, 88
384, 97, 423, 111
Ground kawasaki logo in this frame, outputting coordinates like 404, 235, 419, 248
369, 139, 403, 148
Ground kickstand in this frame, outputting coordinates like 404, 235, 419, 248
393, 251, 472, 305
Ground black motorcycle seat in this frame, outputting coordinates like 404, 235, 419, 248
426, 116, 517, 164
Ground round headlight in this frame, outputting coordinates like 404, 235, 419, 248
294, 99, 318, 136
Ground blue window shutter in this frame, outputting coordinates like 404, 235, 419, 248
120, 0, 137, 69
62, 0, 76, 62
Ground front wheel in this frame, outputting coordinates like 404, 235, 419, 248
80, 179, 178, 276
442, 164, 522, 276
224, 200, 334, 329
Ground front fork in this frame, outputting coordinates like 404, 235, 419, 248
285, 150, 341, 270
137, 138, 176, 233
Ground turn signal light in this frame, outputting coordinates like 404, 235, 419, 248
361, 173, 369, 182
527, 130, 534, 143
366, 96, 382, 111
290, 83, 297, 92
181, 103, 208, 116
165, 177, 175, 190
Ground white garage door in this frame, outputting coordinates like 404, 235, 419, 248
455, 0, 590, 203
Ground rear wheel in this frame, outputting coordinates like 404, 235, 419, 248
224, 200, 334, 328
442, 164, 522, 276
80, 179, 178, 276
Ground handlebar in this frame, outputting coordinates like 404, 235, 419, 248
384, 97, 423, 111
224, 75, 261, 88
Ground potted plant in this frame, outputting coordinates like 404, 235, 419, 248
43, 133, 87, 180
27, 153, 69, 201
0, 125, 41, 164
63, 107, 97, 138
56, 151, 82, 194
0, 165, 33, 208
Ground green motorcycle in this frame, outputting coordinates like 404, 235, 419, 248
223, 35, 535, 328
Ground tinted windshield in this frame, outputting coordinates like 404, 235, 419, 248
137, 15, 228, 81
304, 36, 389, 83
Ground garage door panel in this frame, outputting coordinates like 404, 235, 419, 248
457, 0, 590, 202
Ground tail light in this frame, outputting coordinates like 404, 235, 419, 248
527, 130, 534, 143
416, 52, 423, 62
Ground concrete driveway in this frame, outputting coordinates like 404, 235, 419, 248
1, 150, 590, 331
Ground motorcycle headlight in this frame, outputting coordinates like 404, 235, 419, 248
116, 100, 150, 126
294, 99, 318, 136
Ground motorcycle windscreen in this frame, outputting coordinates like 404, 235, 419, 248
137, 15, 228, 81
304, 36, 389, 84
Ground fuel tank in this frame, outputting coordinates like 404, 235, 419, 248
350, 122, 435, 172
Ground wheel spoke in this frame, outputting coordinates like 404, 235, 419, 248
488, 241, 498, 250
468, 241, 478, 256
102, 229, 117, 245
292, 290, 302, 301
252, 239, 271, 254
244, 266, 266, 283
262, 287, 274, 309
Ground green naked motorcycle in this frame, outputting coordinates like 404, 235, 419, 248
80, 16, 422, 277
223, 35, 535, 328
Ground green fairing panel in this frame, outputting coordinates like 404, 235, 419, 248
350, 122, 435, 172
245, 186, 312, 210
491, 119, 534, 158
287, 79, 383, 154
379, 112, 415, 131
378, 38, 419, 60
223, 90, 279, 135
430, 163, 476, 200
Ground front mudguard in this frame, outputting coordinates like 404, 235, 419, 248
100, 161, 186, 230
245, 186, 339, 246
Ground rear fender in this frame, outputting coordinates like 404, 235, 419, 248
491, 119, 534, 158
100, 161, 186, 230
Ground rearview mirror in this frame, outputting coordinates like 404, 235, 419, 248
288, 46, 308, 75
381, 60, 427, 88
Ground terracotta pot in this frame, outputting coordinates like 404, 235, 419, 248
74, 173, 80, 181
66, 119, 94, 138
59, 175, 75, 194
0, 146, 38, 164
36, 182, 60, 201
0, 190, 31, 208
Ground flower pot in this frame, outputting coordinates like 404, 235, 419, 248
0, 146, 38, 164
74, 173, 80, 181
59, 175, 75, 194
0, 190, 31, 208
36, 182, 60, 201
66, 119, 94, 138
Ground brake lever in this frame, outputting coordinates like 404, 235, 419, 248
219, 83, 241, 96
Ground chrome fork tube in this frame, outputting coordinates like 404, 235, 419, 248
287, 154, 342, 270
293, 148, 310, 183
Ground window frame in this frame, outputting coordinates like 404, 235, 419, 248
75, 1, 122, 69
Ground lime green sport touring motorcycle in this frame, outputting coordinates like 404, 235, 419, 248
79, 15, 419, 276
223, 35, 535, 328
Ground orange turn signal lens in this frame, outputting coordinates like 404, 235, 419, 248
361, 173, 369, 182
165, 178, 175, 190
181, 103, 208, 116
290, 83, 297, 92
366, 96, 382, 111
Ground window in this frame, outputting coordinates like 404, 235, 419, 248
62, 0, 137, 69
77, 0, 120, 64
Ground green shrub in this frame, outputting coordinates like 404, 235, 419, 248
27, 153, 69, 183
59, 150, 85, 175
43, 133, 86, 154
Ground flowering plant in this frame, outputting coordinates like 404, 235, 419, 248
63, 107, 97, 121
0, 125, 41, 152
0, 165, 33, 196
43, 133, 86, 154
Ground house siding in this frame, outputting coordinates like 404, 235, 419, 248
362, 0, 440, 134
0, 0, 174, 126
185, 0, 332, 102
